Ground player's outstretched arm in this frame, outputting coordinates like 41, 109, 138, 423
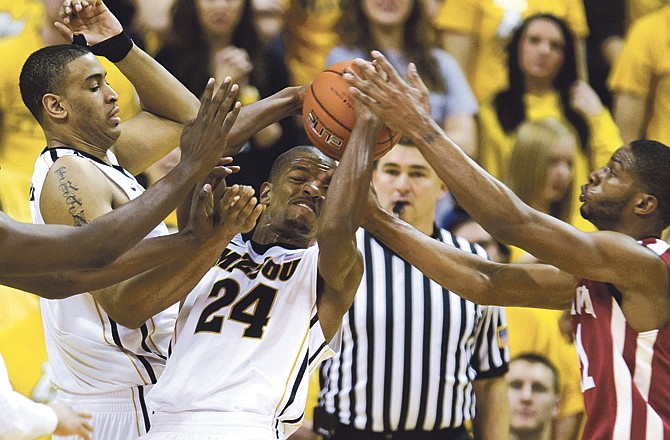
346, 52, 665, 310
93, 182, 261, 328
315, 103, 381, 341
0, 79, 239, 280
222, 85, 306, 156
57, 0, 201, 174
58, 1, 305, 174
363, 198, 577, 310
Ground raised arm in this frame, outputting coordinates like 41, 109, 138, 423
57, 0, 200, 174
222, 85, 305, 155
0, 80, 239, 277
92, 183, 261, 328
348, 53, 669, 328
364, 198, 576, 310
60, 0, 305, 172
315, 105, 381, 341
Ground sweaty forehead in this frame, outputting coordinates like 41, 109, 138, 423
67, 53, 105, 79
285, 155, 334, 174
611, 146, 635, 170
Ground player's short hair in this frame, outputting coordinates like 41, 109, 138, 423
629, 140, 670, 226
19, 44, 92, 124
510, 353, 560, 394
267, 146, 336, 184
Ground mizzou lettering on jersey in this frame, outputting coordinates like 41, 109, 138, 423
216, 248, 301, 281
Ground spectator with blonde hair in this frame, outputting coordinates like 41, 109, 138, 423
504, 118, 585, 440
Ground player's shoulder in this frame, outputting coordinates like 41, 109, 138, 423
42, 152, 114, 195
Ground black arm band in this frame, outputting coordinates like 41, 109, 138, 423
71, 32, 133, 62
90, 31, 134, 63
72, 31, 134, 63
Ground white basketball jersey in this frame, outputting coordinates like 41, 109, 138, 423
30, 147, 177, 394
147, 235, 340, 438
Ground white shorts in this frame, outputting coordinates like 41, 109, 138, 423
53, 386, 153, 439
140, 412, 285, 440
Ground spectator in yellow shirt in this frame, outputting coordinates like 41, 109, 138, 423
434, 0, 589, 103
608, 4, 670, 147
281, 0, 341, 86
477, 14, 621, 233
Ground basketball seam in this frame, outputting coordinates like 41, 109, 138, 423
310, 79, 353, 133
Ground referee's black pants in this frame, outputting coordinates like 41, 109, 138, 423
331, 422, 470, 440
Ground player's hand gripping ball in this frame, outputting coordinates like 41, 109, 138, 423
302, 60, 401, 160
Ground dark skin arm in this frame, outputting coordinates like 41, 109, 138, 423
364, 200, 577, 310
316, 104, 382, 342
0, 79, 240, 278
59, 0, 305, 174
348, 52, 670, 332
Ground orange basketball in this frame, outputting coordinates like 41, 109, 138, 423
302, 60, 400, 160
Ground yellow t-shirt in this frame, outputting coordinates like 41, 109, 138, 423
607, 5, 670, 146
627, 0, 667, 25
0, 27, 140, 223
434, 0, 589, 103
506, 306, 584, 418
282, 0, 342, 86
477, 91, 622, 232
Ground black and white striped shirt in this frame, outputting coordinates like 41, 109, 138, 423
318, 227, 509, 432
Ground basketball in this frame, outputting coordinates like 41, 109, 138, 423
302, 60, 400, 161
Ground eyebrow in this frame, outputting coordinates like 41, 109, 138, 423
382, 163, 430, 171
288, 164, 311, 173
84, 72, 106, 83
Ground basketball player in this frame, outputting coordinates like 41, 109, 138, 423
141, 104, 383, 439
0, 78, 241, 298
347, 51, 670, 437
19, 1, 277, 437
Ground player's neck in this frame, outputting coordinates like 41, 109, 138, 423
251, 224, 312, 249
45, 133, 111, 164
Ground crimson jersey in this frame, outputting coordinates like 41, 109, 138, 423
571, 237, 670, 440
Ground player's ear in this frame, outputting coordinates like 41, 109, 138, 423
259, 182, 272, 205
634, 193, 657, 216
43, 93, 67, 120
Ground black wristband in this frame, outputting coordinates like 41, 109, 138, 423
71, 32, 133, 62
90, 32, 133, 63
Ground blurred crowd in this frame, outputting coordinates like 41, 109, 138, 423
1, 1, 669, 439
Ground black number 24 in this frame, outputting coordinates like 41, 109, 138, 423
194, 278, 278, 338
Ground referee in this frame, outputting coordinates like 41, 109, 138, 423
312, 141, 510, 440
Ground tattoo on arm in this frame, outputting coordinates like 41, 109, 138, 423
422, 130, 439, 144
55, 166, 89, 226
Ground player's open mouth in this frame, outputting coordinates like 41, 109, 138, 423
293, 200, 316, 214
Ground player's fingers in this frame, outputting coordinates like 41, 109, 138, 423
218, 185, 241, 213
71, 0, 84, 12
226, 186, 256, 217
218, 156, 234, 166
370, 50, 405, 86
196, 78, 216, 124
212, 76, 239, 127
221, 101, 241, 136
54, 22, 75, 41
350, 57, 386, 90
407, 62, 430, 98
347, 85, 382, 112
248, 204, 264, 225
199, 183, 215, 217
